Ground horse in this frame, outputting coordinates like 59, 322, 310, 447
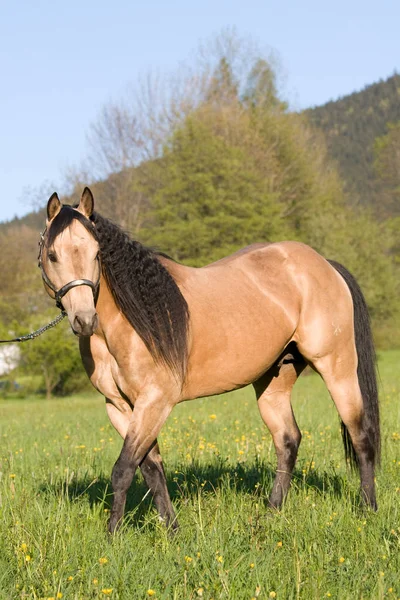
38, 187, 380, 533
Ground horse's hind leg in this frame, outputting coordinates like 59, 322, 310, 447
254, 344, 306, 509
140, 442, 178, 531
310, 352, 377, 510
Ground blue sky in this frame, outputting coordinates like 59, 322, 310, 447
0, 0, 398, 223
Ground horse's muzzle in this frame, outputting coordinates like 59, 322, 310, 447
73, 312, 99, 337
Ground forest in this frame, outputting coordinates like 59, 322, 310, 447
1, 38, 399, 396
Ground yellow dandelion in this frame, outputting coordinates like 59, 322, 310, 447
184, 555, 193, 564
197, 589, 204, 597
277, 541, 283, 548
269, 593, 277, 599
20, 543, 27, 552
93, 579, 98, 585
67, 576, 73, 581
101, 590, 113, 596
250, 563, 255, 568
216, 555, 223, 563
339, 556, 345, 564
147, 591, 156, 597
209, 414, 217, 420
25, 555, 31, 562
9, 474, 16, 479
99, 557, 108, 565
57, 594, 63, 599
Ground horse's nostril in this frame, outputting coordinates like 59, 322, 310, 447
73, 312, 98, 336
92, 313, 99, 331
74, 315, 84, 331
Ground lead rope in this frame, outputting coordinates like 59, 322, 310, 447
0, 311, 67, 344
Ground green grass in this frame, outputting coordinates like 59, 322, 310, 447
0, 351, 400, 599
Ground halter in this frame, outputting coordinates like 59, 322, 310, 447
38, 228, 101, 310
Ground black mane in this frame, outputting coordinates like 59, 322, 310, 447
46, 206, 190, 381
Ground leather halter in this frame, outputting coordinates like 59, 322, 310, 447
38, 228, 101, 310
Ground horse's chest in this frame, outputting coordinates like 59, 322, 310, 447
109, 358, 139, 404
80, 336, 136, 404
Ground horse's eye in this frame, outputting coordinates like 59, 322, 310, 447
48, 252, 57, 263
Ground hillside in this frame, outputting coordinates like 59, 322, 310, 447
0, 206, 46, 233
305, 73, 400, 213
5, 73, 400, 234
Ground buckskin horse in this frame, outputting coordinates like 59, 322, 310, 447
38, 188, 379, 533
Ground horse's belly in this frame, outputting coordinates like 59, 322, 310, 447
183, 311, 294, 399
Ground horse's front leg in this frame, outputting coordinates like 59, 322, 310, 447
108, 394, 173, 534
140, 442, 178, 531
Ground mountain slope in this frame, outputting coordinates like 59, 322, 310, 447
305, 73, 400, 211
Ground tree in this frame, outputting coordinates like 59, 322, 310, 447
18, 315, 88, 399
243, 58, 282, 110
141, 106, 287, 265
206, 57, 239, 104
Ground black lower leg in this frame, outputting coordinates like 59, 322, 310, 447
357, 430, 377, 510
269, 431, 301, 509
140, 444, 178, 530
109, 453, 138, 534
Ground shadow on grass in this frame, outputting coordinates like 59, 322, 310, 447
38, 459, 349, 526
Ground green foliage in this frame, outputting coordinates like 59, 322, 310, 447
243, 58, 282, 109
0, 351, 399, 598
142, 69, 352, 266
206, 56, 239, 104
17, 314, 89, 399
142, 110, 285, 264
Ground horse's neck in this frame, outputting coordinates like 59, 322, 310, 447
156, 255, 195, 295
95, 275, 124, 339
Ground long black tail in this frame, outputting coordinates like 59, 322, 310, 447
328, 260, 380, 469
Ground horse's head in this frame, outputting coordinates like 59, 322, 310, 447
39, 188, 100, 336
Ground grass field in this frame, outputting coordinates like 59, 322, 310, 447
0, 351, 399, 600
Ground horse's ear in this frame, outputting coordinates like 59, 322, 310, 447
47, 192, 62, 221
78, 187, 94, 218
